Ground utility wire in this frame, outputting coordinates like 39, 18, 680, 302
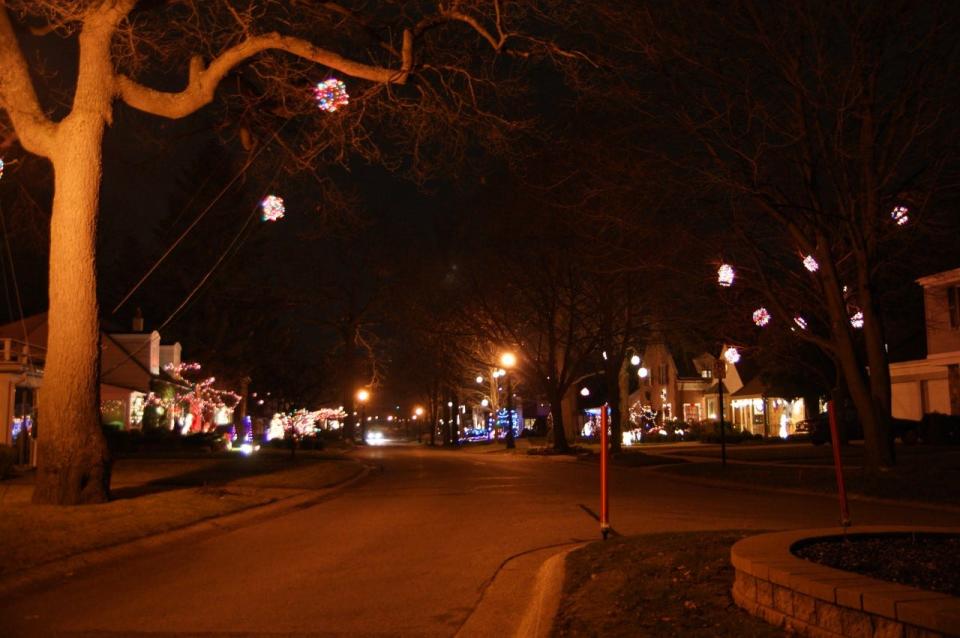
0, 202, 32, 362
112, 119, 293, 316
100, 119, 306, 379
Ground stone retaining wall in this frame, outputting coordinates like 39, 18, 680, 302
730, 527, 960, 638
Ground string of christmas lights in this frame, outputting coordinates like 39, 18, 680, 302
261, 195, 285, 222
723, 346, 741, 364
717, 263, 735, 287
752, 307, 771, 327
314, 79, 350, 112
891, 205, 909, 226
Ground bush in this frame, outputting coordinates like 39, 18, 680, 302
101, 425, 145, 455
921, 413, 960, 444
0, 444, 16, 479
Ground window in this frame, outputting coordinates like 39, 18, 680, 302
658, 364, 668, 385
701, 369, 712, 379
949, 286, 960, 329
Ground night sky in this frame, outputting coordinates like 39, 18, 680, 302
2, 1, 959, 414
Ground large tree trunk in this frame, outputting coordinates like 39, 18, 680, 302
33, 117, 110, 504
32, 16, 116, 505
821, 252, 894, 473
550, 390, 570, 452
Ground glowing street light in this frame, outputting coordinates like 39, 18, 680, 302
500, 352, 517, 448
356, 389, 370, 443
413, 406, 425, 443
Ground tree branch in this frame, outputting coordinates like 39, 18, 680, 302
0, 7, 57, 157
117, 30, 413, 120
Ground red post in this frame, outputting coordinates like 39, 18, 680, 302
600, 403, 610, 539
827, 400, 851, 527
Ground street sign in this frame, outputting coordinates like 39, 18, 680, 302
713, 359, 726, 379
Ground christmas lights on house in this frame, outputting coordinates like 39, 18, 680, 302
850, 311, 864, 329
752, 307, 771, 327
0, 158, 4, 181
793, 316, 808, 330
717, 263, 735, 287
314, 79, 350, 112
261, 195, 285, 222
803, 255, 819, 272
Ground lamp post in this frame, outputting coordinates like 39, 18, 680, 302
500, 352, 517, 449
356, 389, 370, 444
414, 406, 424, 443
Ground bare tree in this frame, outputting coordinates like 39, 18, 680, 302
635, 0, 960, 473
0, 0, 588, 503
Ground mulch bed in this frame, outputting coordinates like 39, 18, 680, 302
553, 531, 783, 637
794, 534, 960, 597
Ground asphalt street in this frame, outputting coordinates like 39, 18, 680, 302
2, 445, 958, 637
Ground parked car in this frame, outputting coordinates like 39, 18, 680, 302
797, 411, 919, 445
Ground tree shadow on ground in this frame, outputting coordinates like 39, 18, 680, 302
108, 452, 333, 500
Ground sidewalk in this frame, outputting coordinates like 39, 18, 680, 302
0, 450, 366, 593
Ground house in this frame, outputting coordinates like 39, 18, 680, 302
729, 375, 808, 437
0, 313, 191, 453
627, 341, 810, 436
890, 267, 960, 419
0, 314, 46, 461
628, 342, 735, 426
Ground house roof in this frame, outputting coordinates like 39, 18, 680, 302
730, 372, 802, 399
0, 313, 49, 348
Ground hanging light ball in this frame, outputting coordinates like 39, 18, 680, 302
803, 255, 819, 272
261, 195, 285, 222
850, 311, 864, 329
313, 78, 350, 113
723, 346, 741, 365
752, 307, 771, 327
717, 263, 735, 287
891, 205, 909, 226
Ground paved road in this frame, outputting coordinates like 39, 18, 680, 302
2, 445, 958, 636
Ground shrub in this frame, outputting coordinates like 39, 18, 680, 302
101, 425, 143, 455
921, 413, 960, 444
0, 444, 16, 479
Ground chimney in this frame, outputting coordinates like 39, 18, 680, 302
132, 307, 144, 332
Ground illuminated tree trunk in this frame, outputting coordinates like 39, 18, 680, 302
33, 118, 110, 504
551, 389, 572, 452
32, 19, 115, 505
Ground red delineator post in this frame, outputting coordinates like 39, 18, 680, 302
827, 400, 851, 527
600, 403, 611, 539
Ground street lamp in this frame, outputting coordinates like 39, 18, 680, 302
414, 406, 424, 443
356, 389, 370, 444
500, 352, 516, 449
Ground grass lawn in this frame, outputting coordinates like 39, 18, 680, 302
654, 448, 960, 505
552, 531, 783, 637
0, 451, 362, 577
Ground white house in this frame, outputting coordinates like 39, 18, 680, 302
890, 267, 960, 419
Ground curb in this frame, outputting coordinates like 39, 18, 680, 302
456, 542, 585, 638
0, 463, 370, 598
